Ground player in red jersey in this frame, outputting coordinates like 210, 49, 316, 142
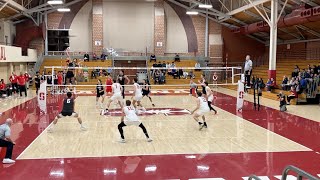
57, 71, 63, 94
9, 72, 18, 95
105, 74, 113, 96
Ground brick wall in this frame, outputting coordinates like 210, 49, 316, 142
92, 0, 103, 55
208, 21, 223, 64
29, 38, 44, 56
154, 0, 165, 55
191, 16, 205, 56
47, 12, 63, 29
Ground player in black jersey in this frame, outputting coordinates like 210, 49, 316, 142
48, 92, 86, 132
141, 79, 155, 107
117, 70, 130, 98
96, 79, 105, 108
34, 71, 41, 94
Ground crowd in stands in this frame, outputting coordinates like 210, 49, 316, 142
150, 61, 196, 84
83, 52, 108, 62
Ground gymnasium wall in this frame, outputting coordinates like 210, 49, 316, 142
103, 2, 154, 53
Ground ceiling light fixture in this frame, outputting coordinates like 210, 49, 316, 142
48, 0, 63, 5
199, 4, 212, 8
57, 8, 70, 12
186, 11, 199, 15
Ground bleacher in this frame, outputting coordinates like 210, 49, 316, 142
148, 60, 203, 89
226, 59, 320, 103
38, 58, 202, 90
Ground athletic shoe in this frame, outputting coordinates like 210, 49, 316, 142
203, 125, 208, 129
199, 124, 204, 130
2, 158, 15, 164
119, 139, 126, 143
80, 126, 87, 131
152, 104, 155, 107
100, 110, 105, 115
147, 138, 153, 142
214, 111, 217, 115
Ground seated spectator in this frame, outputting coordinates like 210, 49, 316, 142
189, 80, 197, 96
174, 54, 180, 62
189, 70, 195, 79
291, 65, 300, 77
281, 76, 289, 90
172, 68, 178, 79
299, 77, 307, 91
178, 69, 183, 79
93, 53, 98, 60
266, 78, 275, 92
101, 53, 107, 60
182, 70, 189, 79
287, 86, 298, 104
257, 78, 265, 89
83, 53, 89, 62
195, 62, 201, 71
91, 70, 97, 79
150, 54, 156, 62
212, 72, 218, 86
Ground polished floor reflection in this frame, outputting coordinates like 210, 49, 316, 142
0, 90, 320, 180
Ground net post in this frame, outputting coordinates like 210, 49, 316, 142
232, 67, 234, 84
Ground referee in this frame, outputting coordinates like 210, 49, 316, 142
244, 55, 253, 88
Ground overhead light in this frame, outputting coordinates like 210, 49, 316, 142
186, 11, 199, 15
57, 8, 70, 12
48, 0, 63, 4
199, 4, 212, 8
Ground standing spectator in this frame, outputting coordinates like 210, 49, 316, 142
34, 71, 41, 94
0, 118, 15, 164
174, 54, 180, 62
212, 72, 218, 87
17, 72, 27, 97
150, 54, 156, 62
244, 55, 253, 88
278, 92, 287, 112
9, 72, 18, 95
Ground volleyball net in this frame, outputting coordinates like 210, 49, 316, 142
41, 66, 242, 94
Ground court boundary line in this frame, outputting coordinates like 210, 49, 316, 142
17, 149, 312, 160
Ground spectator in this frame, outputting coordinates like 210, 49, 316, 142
17, 72, 27, 97
34, 71, 41, 94
291, 65, 300, 77
257, 78, 265, 89
174, 54, 180, 62
244, 55, 253, 88
84, 52, 90, 62
189, 70, 195, 79
93, 53, 98, 60
281, 75, 289, 90
313, 65, 318, 75
266, 78, 275, 92
212, 72, 218, 87
150, 54, 156, 62
0, 118, 15, 164
287, 86, 298, 104
0, 79, 8, 97
189, 80, 197, 96
195, 62, 201, 71
178, 69, 183, 79
24, 72, 31, 89
182, 70, 189, 79
299, 77, 307, 92
101, 53, 107, 60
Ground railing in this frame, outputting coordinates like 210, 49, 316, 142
307, 76, 320, 98
277, 48, 320, 60
281, 165, 320, 180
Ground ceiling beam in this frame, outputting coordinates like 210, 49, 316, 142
226, 0, 271, 16
3, 0, 27, 12
296, 25, 320, 38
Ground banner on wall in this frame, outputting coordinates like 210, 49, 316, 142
236, 80, 244, 111
37, 81, 47, 113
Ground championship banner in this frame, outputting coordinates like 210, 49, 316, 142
236, 80, 244, 111
37, 81, 47, 113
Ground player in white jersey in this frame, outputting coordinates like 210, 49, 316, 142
104, 79, 123, 112
191, 91, 210, 130
204, 82, 217, 114
117, 100, 152, 143
132, 78, 145, 112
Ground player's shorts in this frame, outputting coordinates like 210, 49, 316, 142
208, 95, 214, 102
195, 109, 210, 116
110, 92, 122, 101
142, 90, 150, 96
58, 80, 62, 85
106, 88, 112, 93
124, 119, 141, 126
60, 111, 77, 117
134, 94, 143, 101
97, 92, 105, 97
